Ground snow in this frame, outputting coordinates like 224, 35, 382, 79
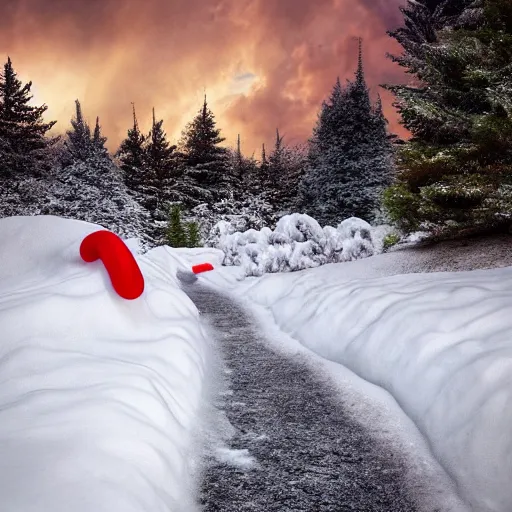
214, 448, 257, 469
187, 245, 512, 512
3, 213, 510, 512
0, 215, 212, 512
209, 213, 395, 277
232, 265, 512, 512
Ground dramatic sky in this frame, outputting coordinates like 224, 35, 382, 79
0, 0, 410, 156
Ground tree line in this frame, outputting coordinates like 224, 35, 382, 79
0, 0, 510, 245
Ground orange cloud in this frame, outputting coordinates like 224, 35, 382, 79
0, 0, 409, 157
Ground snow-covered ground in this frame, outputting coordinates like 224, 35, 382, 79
2, 214, 511, 512
0, 216, 213, 512
191, 245, 512, 512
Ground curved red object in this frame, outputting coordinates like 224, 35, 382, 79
192, 262, 214, 274
80, 230, 145, 300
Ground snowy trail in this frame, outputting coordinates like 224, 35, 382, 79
181, 281, 418, 511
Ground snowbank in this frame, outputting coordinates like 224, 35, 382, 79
0, 215, 211, 512
208, 213, 394, 276
242, 262, 512, 512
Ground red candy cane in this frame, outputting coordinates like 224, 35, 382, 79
80, 230, 145, 300
192, 263, 214, 274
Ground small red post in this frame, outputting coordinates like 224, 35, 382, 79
80, 230, 145, 300
192, 263, 214, 274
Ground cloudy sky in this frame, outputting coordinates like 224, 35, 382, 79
0, 0, 409, 156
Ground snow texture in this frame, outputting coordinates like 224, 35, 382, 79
239, 258, 512, 512
0, 215, 212, 512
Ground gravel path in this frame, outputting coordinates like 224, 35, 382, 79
181, 281, 419, 512
391, 233, 512, 274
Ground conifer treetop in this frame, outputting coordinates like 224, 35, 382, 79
0, 56, 58, 175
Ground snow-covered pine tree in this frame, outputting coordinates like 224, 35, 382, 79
0, 57, 58, 178
65, 100, 94, 162
44, 154, 157, 248
385, 0, 440, 76
242, 150, 260, 197
383, 1, 485, 147
228, 134, 258, 202
297, 79, 346, 215
385, 0, 480, 76
382, 0, 512, 236
175, 96, 234, 208
266, 128, 285, 200
115, 103, 147, 195
298, 40, 393, 225
144, 108, 178, 217
258, 143, 269, 196
279, 143, 308, 215
265, 130, 308, 216
37, 100, 158, 247
92, 117, 108, 158
234, 134, 243, 182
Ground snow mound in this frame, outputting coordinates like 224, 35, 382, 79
244, 263, 512, 512
0, 215, 210, 512
209, 213, 393, 276
214, 448, 257, 469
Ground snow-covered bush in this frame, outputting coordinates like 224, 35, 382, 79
190, 195, 278, 246
209, 213, 394, 277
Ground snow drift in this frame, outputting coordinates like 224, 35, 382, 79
0, 215, 210, 512
208, 213, 394, 276
243, 262, 512, 512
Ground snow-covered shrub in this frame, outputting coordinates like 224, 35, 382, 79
336, 217, 372, 241
274, 213, 325, 243
209, 213, 390, 277
322, 226, 345, 262
268, 231, 292, 245
190, 195, 277, 247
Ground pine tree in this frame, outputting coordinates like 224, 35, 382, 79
228, 134, 257, 202
166, 204, 188, 247
116, 103, 147, 193
0, 57, 58, 177
47, 103, 157, 246
234, 134, 243, 181
92, 116, 108, 157
145, 108, 178, 214
258, 143, 269, 194
385, 0, 480, 77
185, 221, 201, 247
267, 128, 284, 194
384, 1, 486, 146
282, 144, 308, 212
65, 100, 93, 162
382, 0, 512, 235
265, 130, 308, 215
176, 96, 233, 207
298, 39, 393, 225
62, 100, 136, 208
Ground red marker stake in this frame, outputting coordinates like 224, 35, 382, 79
80, 230, 145, 300
192, 263, 214, 274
